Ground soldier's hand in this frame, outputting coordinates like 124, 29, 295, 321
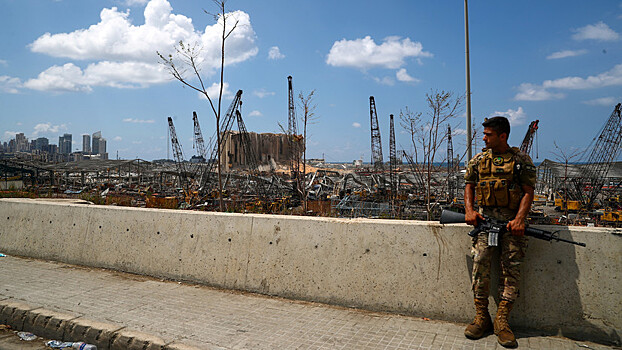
507, 218, 525, 236
465, 209, 484, 226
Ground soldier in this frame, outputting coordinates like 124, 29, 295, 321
463, 116, 536, 348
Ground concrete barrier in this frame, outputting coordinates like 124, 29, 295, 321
0, 198, 619, 345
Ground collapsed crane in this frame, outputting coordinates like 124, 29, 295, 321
236, 110, 260, 173
199, 90, 244, 190
369, 96, 384, 170
520, 120, 539, 157
192, 111, 207, 162
287, 76, 300, 180
389, 114, 397, 199
236, 109, 267, 197
571, 103, 622, 209
167, 117, 188, 191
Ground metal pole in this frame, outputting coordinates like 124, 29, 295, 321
465, 0, 472, 161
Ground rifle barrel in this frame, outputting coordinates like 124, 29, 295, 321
553, 236, 586, 247
440, 210, 586, 247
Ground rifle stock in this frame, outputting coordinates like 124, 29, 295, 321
439, 210, 586, 247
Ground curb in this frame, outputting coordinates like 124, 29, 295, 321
0, 299, 205, 350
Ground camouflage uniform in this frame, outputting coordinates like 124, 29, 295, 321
464, 147, 537, 302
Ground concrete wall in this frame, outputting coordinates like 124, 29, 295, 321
0, 198, 619, 345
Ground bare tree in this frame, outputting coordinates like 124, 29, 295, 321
298, 89, 317, 211
400, 90, 464, 220
157, 0, 239, 211
551, 141, 582, 219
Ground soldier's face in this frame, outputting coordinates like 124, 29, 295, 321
483, 127, 507, 150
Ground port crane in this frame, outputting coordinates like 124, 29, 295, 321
520, 120, 539, 157
369, 96, 384, 170
571, 103, 622, 210
388, 114, 397, 200
167, 116, 189, 193
192, 111, 207, 162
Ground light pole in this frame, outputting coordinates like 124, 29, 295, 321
465, 0, 472, 161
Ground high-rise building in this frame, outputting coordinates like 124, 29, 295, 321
91, 131, 106, 155
35, 137, 49, 151
98, 138, 107, 154
15, 133, 28, 152
46, 144, 58, 154
59, 133, 72, 154
82, 134, 91, 154
92, 131, 101, 154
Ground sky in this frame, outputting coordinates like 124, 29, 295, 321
1, 0, 621, 163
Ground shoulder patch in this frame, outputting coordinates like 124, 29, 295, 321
468, 152, 485, 165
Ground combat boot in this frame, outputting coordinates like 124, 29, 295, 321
464, 297, 492, 339
494, 299, 518, 348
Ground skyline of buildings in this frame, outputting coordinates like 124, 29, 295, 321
1, 130, 108, 161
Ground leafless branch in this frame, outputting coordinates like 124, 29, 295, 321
157, 0, 238, 211
401, 90, 464, 219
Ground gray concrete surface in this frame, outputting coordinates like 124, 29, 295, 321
0, 255, 616, 349
1, 198, 620, 345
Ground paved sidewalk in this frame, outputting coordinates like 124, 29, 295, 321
0, 255, 614, 350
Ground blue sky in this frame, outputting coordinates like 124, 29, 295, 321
1, 0, 621, 163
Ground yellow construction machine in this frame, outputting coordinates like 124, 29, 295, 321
554, 192, 581, 212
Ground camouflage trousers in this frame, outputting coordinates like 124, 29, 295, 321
471, 231, 528, 301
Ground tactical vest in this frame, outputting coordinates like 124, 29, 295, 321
475, 147, 522, 210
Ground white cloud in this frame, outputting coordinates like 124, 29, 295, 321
0, 76, 22, 94
32, 123, 67, 136
2, 131, 19, 142
582, 97, 618, 106
514, 83, 565, 101
0, 60, 7, 66
395, 68, 419, 83
123, 118, 155, 123
199, 82, 233, 100
113, 136, 123, 141
352, 122, 361, 128
253, 88, 275, 98
572, 22, 620, 41
26, 0, 258, 92
125, 0, 148, 6
268, 46, 285, 60
372, 76, 394, 86
24, 64, 91, 92
515, 64, 622, 101
24, 61, 169, 92
248, 110, 262, 117
83, 61, 168, 88
546, 49, 588, 60
490, 107, 527, 126
326, 36, 432, 70
541, 64, 622, 90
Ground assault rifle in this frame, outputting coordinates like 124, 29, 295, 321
440, 209, 586, 247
